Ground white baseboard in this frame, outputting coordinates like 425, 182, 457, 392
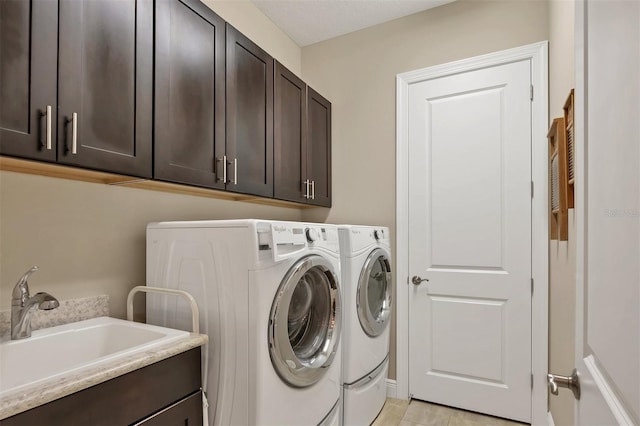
547, 411, 555, 426
386, 379, 398, 398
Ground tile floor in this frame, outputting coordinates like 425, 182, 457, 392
371, 398, 528, 426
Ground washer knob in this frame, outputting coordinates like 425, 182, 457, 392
374, 229, 382, 240
305, 228, 317, 243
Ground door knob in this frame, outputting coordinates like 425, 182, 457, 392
411, 276, 429, 285
547, 368, 580, 400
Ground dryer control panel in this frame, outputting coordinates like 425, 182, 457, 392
338, 225, 391, 255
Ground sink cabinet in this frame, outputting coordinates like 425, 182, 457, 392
0, 0, 153, 177
1, 348, 202, 426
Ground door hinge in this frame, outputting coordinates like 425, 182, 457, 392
531, 373, 534, 388
531, 278, 534, 295
530, 85, 534, 101
531, 181, 534, 198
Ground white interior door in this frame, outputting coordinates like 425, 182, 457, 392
407, 59, 532, 422
572, 0, 640, 424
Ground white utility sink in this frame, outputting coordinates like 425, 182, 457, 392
0, 317, 189, 396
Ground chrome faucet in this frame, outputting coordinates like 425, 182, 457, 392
11, 266, 59, 340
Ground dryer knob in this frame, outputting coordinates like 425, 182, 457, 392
305, 228, 317, 243
374, 230, 381, 240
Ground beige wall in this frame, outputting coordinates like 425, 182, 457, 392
0, 0, 303, 320
548, 0, 576, 424
301, 0, 549, 380
0, 172, 303, 319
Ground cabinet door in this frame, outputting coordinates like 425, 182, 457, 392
135, 391, 203, 426
0, 0, 57, 162
57, 0, 152, 177
226, 24, 274, 197
307, 87, 332, 207
274, 61, 307, 203
154, 0, 225, 189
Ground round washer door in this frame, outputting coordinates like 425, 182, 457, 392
357, 248, 392, 337
269, 255, 342, 388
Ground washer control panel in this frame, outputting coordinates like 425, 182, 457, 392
263, 222, 339, 260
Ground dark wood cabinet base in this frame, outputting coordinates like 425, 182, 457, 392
1, 348, 202, 426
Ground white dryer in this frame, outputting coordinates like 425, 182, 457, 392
338, 225, 392, 426
146, 220, 342, 426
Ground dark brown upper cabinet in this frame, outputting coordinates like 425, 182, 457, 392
56, 0, 153, 177
1, 0, 58, 162
226, 24, 274, 198
307, 88, 332, 207
154, 0, 226, 189
274, 61, 307, 203
2, 0, 330, 208
274, 62, 332, 207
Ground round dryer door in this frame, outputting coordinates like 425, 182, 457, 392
269, 255, 342, 388
357, 248, 392, 337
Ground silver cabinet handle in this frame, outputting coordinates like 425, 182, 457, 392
226, 157, 237, 185
220, 155, 228, 184
412, 275, 429, 285
304, 179, 310, 199
311, 180, 315, 200
44, 106, 52, 150
233, 158, 238, 185
216, 156, 237, 185
71, 112, 78, 154
548, 369, 580, 400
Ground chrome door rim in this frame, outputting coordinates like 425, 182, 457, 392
357, 248, 392, 337
269, 255, 341, 388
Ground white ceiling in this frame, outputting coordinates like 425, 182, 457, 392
251, 0, 456, 47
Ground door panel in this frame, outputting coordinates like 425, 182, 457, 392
226, 24, 273, 197
274, 61, 307, 203
408, 60, 532, 422
429, 87, 504, 269
575, 0, 640, 423
0, 0, 57, 161
57, 0, 152, 177
154, 0, 225, 188
430, 296, 505, 381
308, 88, 332, 207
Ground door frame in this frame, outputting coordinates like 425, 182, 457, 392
395, 41, 549, 425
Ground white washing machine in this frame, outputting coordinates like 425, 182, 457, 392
146, 219, 342, 426
338, 225, 393, 426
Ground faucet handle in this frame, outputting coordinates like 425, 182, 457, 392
12, 266, 40, 300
